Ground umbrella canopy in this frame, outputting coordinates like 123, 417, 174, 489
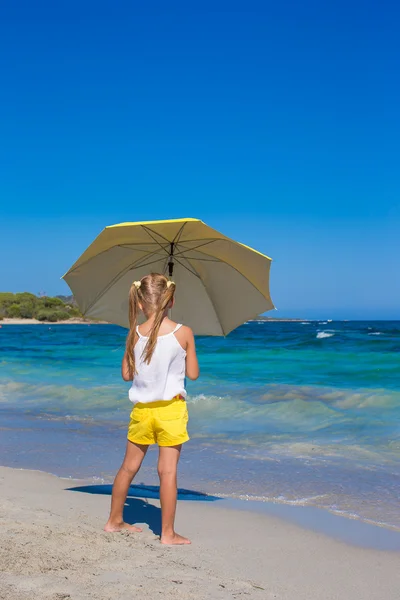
62, 218, 274, 335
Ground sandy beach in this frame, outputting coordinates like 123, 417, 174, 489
0, 466, 399, 600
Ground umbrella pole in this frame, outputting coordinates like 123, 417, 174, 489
168, 243, 174, 319
168, 242, 175, 279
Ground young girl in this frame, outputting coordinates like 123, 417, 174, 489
104, 273, 199, 545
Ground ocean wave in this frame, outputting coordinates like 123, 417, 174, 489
316, 331, 334, 339
0, 380, 126, 418
1, 380, 400, 463
2, 380, 400, 418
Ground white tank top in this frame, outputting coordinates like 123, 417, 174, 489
128, 324, 187, 405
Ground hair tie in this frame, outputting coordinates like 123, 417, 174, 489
166, 281, 175, 289
133, 281, 141, 289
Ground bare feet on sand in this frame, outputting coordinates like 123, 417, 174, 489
104, 521, 142, 533
160, 532, 191, 545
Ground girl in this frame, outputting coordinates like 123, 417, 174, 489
104, 273, 199, 545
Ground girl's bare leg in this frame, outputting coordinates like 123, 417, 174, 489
158, 445, 191, 545
104, 441, 148, 532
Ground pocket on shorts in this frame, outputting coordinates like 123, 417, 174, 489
130, 405, 147, 422
158, 400, 187, 421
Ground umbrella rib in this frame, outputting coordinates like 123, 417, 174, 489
117, 245, 169, 259
118, 243, 169, 249
65, 243, 165, 276
141, 225, 172, 247
141, 222, 188, 246
207, 256, 271, 303
162, 254, 170, 276
84, 247, 167, 314
84, 268, 132, 314
126, 255, 172, 272
127, 249, 171, 271
172, 221, 187, 245
175, 237, 220, 245
177, 256, 225, 335
175, 256, 221, 262
171, 255, 201, 279
173, 239, 218, 257
182, 246, 272, 306
81, 240, 217, 316
175, 239, 270, 299
66, 238, 218, 276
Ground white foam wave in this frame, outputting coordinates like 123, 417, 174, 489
216, 491, 328, 506
194, 491, 400, 531
0, 380, 124, 413
2, 381, 399, 416
316, 331, 334, 339
368, 332, 382, 336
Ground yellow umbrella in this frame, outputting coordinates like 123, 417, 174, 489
62, 218, 274, 335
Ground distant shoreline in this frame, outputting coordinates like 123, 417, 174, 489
0, 318, 109, 325
1, 317, 308, 325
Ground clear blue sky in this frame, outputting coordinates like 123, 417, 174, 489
1, 1, 399, 319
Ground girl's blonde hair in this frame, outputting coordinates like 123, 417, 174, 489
125, 273, 176, 377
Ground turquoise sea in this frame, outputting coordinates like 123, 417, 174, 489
1, 321, 399, 530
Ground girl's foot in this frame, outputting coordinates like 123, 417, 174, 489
104, 521, 142, 533
160, 532, 191, 545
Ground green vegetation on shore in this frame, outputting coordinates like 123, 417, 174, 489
0, 293, 82, 322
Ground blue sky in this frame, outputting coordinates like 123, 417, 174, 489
1, 1, 399, 319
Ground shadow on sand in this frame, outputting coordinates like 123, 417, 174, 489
66, 484, 220, 537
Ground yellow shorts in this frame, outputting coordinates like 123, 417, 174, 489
127, 397, 189, 447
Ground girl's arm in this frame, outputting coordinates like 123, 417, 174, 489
183, 327, 199, 380
121, 352, 133, 381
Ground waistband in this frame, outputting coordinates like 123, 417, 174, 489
134, 395, 185, 409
